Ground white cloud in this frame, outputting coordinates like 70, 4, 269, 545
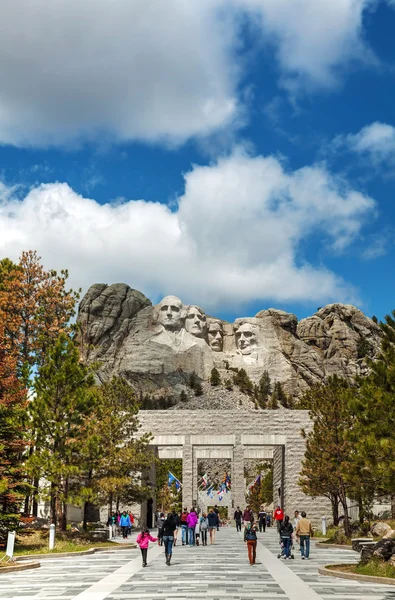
341, 122, 395, 165
236, 0, 378, 92
0, 151, 375, 309
0, 0, 382, 147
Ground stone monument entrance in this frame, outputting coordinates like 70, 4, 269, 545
137, 409, 329, 527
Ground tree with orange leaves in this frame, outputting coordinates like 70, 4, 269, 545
0, 323, 28, 541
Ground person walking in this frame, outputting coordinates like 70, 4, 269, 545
136, 527, 158, 567
207, 508, 219, 544
162, 511, 177, 566
107, 512, 117, 539
258, 505, 267, 533
244, 523, 258, 565
157, 512, 165, 546
242, 505, 253, 527
279, 515, 294, 559
200, 512, 208, 545
274, 505, 284, 533
296, 511, 314, 559
187, 508, 198, 546
172, 510, 180, 546
180, 507, 189, 546
234, 506, 243, 532
119, 511, 131, 539
214, 505, 220, 531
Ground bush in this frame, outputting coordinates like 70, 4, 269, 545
0, 514, 20, 545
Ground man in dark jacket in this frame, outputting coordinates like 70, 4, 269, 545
162, 512, 177, 565
234, 506, 243, 532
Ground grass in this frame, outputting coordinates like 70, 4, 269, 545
328, 560, 395, 580
10, 530, 117, 557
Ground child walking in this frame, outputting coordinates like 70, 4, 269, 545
136, 527, 158, 567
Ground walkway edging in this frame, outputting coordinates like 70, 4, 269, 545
315, 542, 353, 550
318, 564, 395, 586
15, 544, 136, 561
0, 561, 40, 574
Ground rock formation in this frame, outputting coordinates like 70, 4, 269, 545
77, 283, 381, 404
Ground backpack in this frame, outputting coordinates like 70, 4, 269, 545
180, 512, 188, 524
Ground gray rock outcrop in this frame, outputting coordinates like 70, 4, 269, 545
77, 284, 381, 404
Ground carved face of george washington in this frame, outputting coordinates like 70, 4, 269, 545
157, 296, 184, 331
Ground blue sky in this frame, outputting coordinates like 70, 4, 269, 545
1, 0, 395, 323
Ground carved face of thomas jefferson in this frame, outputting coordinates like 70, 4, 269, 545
235, 323, 257, 355
207, 320, 224, 352
185, 306, 206, 338
157, 296, 184, 331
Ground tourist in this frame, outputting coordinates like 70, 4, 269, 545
207, 508, 219, 544
214, 505, 220, 530
293, 510, 301, 530
279, 515, 294, 559
162, 511, 177, 566
195, 515, 201, 546
274, 505, 284, 533
172, 510, 180, 546
266, 512, 271, 527
187, 508, 198, 546
128, 511, 134, 535
157, 512, 165, 546
200, 512, 208, 545
234, 506, 243, 532
258, 505, 267, 533
180, 507, 189, 545
244, 522, 258, 565
136, 527, 158, 567
119, 510, 131, 539
107, 512, 117, 539
295, 511, 314, 559
242, 505, 253, 527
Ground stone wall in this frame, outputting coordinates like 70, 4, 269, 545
138, 409, 331, 526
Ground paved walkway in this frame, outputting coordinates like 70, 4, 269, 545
1, 527, 395, 600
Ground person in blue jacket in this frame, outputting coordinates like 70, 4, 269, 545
120, 511, 131, 539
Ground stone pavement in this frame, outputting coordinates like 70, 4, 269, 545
1, 527, 395, 600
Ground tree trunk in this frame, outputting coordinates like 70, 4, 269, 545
50, 481, 57, 526
83, 470, 93, 531
391, 494, 395, 520
32, 476, 39, 517
60, 477, 69, 531
331, 495, 339, 526
358, 495, 364, 524
108, 493, 113, 516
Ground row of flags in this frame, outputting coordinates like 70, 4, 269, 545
199, 472, 231, 501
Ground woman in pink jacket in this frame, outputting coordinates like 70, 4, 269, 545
186, 509, 198, 546
136, 527, 158, 567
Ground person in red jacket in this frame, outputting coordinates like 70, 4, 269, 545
274, 505, 284, 533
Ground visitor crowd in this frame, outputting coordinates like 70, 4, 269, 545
109, 503, 314, 568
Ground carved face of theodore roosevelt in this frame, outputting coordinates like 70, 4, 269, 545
207, 320, 223, 352
157, 296, 184, 331
185, 306, 206, 338
235, 323, 257, 355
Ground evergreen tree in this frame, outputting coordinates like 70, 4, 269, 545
28, 333, 96, 528
298, 376, 360, 536
256, 371, 271, 408
210, 367, 221, 386
233, 368, 253, 395
189, 371, 197, 390
180, 390, 188, 402
80, 377, 153, 523
194, 382, 203, 397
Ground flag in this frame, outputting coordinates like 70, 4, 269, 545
175, 480, 181, 492
168, 472, 182, 488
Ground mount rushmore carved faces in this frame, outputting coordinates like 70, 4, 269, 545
207, 320, 224, 352
235, 323, 258, 355
157, 296, 184, 331
185, 306, 207, 338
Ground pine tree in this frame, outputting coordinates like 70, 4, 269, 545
257, 371, 271, 408
194, 382, 203, 397
210, 367, 221, 386
233, 368, 253, 395
28, 333, 96, 528
189, 371, 197, 390
180, 390, 188, 402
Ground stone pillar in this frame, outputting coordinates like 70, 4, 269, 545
192, 449, 198, 510
232, 435, 245, 511
140, 446, 157, 528
273, 445, 284, 509
182, 436, 193, 509
284, 441, 331, 527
